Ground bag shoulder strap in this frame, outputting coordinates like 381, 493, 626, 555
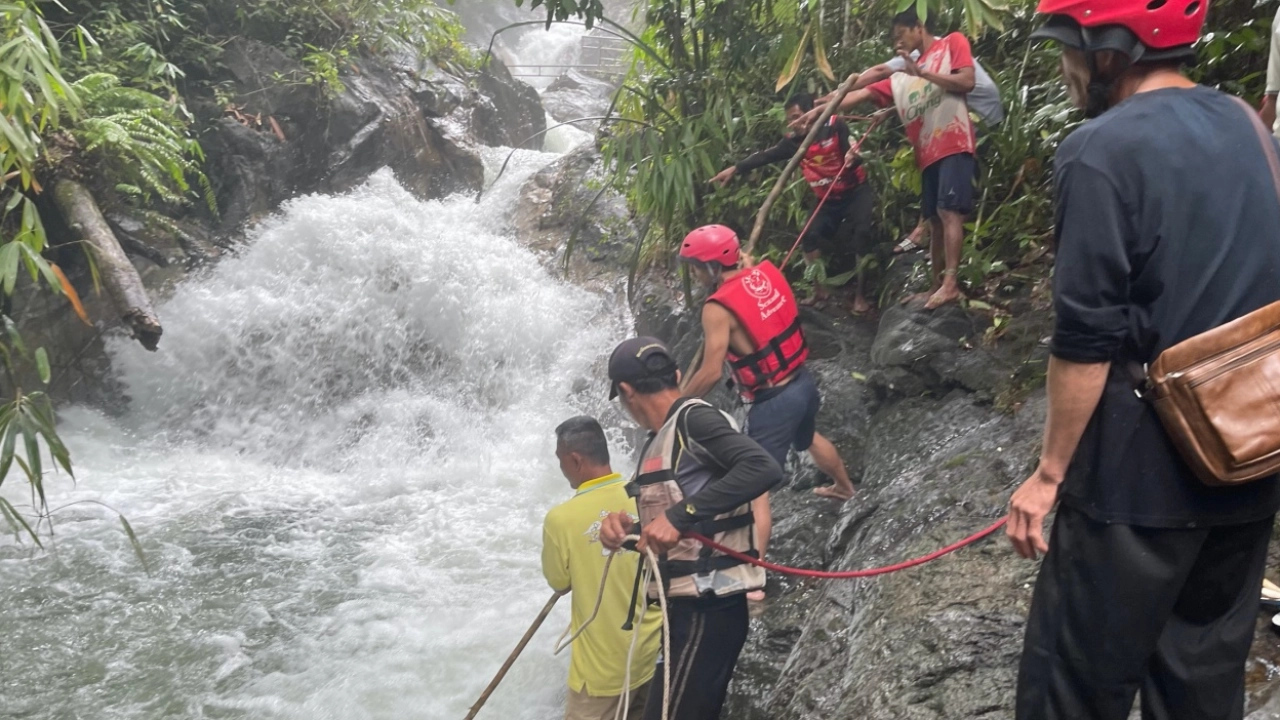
1231, 95, 1280, 209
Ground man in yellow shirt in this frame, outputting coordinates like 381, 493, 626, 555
542, 416, 662, 720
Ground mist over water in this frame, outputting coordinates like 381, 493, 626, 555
0, 148, 634, 719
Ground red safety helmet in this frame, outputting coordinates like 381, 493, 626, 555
1033, 0, 1207, 58
680, 225, 740, 267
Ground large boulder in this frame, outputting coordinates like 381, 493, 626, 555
541, 70, 618, 128
204, 40, 547, 233
513, 143, 638, 284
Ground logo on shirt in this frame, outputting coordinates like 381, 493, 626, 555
585, 510, 638, 556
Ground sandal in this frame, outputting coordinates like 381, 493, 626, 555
893, 227, 927, 255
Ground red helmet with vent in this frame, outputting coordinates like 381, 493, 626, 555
1034, 0, 1208, 55
680, 225, 740, 267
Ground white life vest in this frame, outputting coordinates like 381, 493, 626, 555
629, 398, 765, 599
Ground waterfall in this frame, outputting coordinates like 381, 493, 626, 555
0, 147, 635, 719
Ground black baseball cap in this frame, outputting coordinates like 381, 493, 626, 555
607, 337, 678, 399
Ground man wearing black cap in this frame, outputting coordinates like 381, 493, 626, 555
600, 337, 782, 720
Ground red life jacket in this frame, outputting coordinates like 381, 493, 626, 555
800, 116, 866, 200
709, 261, 809, 398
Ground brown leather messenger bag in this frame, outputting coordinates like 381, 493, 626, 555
1136, 97, 1280, 486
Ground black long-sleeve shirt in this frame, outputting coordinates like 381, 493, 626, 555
1049, 85, 1280, 527
662, 401, 783, 532
734, 121, 854, 175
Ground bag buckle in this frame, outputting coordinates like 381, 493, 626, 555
1133, 362, 1151, 400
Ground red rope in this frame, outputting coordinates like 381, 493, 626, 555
686, 515, 1008, 579
778, 110, 892, 271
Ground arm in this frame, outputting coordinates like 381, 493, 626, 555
816, 62, 897, 104
852, 62, 896, 91
923, 65, 976, 94
664, 405, 783, 532
682, 302, 733, 398
1006, 357, 1109, 559
900, 52, 975, 94
1263, 95, 1277, 133
1006, 157, 1133, 559
540, 518, 571, 592
790, 87, 880, 131
710, 136, 801, 185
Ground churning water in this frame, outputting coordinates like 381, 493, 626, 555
0, 148, 634, 719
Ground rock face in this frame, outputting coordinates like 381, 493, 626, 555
513, 143, 639, 286
541, 70, 618, 127
206, 39, 545, 233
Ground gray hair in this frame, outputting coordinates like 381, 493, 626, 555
554, 416, 611, 466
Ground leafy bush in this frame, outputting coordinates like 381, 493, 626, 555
72, 73, 215, 210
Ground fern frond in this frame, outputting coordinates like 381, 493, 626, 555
68, 72, 214, 214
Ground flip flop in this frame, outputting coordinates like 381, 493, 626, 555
893, 229, 927, 255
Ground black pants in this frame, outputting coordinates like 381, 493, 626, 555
1017, 504, 1273, 720
643, 593, 749, 720
807, 181, 877, 272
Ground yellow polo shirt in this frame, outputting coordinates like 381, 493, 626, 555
541, 473, 661, 696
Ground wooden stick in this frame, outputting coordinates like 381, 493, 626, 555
463, 591, 566, 720
744, 73, 862, 256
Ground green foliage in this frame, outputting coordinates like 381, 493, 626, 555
0, 1, 82, 296
503, 0, 608, 29
72, 73, 215, 211
894, 0, 1008, 35
231, 0, 473, 65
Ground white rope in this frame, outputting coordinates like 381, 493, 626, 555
554, 535, 671, 720
554, 551, 616, 655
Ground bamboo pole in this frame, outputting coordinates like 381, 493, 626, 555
463, 591, 566, 720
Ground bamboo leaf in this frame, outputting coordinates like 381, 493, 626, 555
49, 263, 90, 326
119, 514, 151, 574
34, 347, 48, 385
0, 409, 18, 486
812, 20, 835, 82
0, 496, 41, 547
3, 315, 28, 360
775, 25, 811, 93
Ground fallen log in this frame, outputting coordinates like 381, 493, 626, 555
52, 178, 162, 351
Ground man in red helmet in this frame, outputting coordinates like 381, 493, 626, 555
1005, 1, 1280, 718
678, 225, 857, 574
708, 93, 878, 314
793, 9, 978, 310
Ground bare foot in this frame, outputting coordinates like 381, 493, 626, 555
849, 296, 872, 315
747, 589, 766, 602
814, 485, 855, 502
924, 284, 961, 310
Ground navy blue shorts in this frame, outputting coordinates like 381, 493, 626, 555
744, 367, 820, 469
922, 152, 976, 219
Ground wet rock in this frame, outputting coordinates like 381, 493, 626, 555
541, 70, 618, 127
512, 143, 638, 284
473, 59, 547, 148
868, 303, 1009, 401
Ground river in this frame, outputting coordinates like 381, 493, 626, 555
0, 126, 631, 719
